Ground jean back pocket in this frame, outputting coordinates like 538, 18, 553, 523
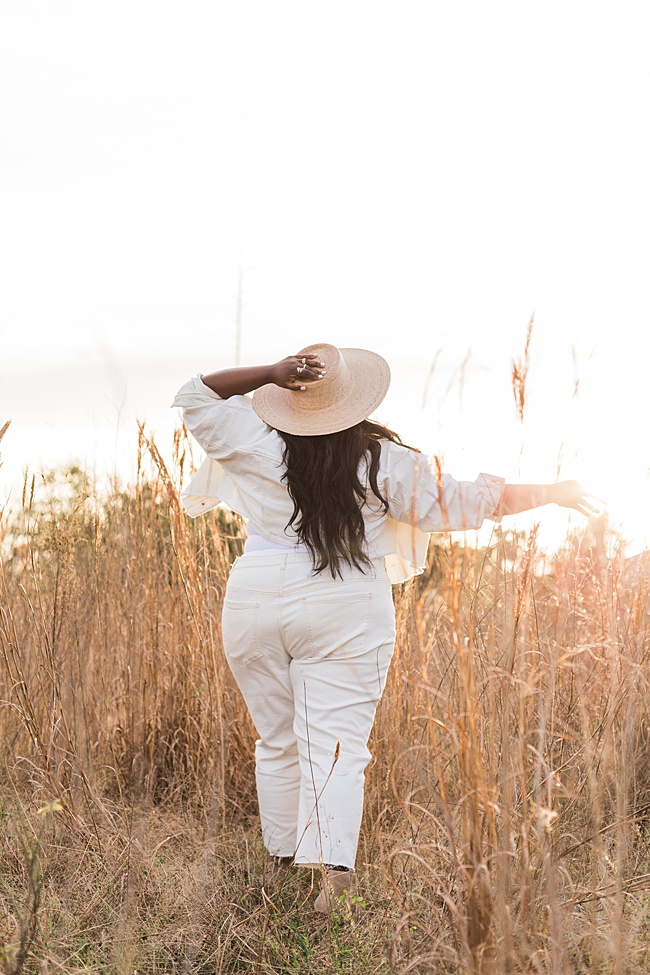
298, 591, 373, 660
222, 599, 264, 667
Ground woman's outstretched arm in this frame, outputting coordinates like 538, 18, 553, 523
201, 355, 325, 397
497, 481, 598, 518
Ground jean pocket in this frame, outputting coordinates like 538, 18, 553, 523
299, 592, 373, 660
222, 599, 264, 667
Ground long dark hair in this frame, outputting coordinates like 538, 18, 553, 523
277, 419, 415, 578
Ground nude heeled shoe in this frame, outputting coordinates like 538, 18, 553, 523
263, 855, 293, 888
313, 868, 356, 914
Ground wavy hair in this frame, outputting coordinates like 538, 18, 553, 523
277, 419, 415, 578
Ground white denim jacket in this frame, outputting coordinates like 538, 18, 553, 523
172, 376, 504, 584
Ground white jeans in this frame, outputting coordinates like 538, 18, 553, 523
221, 551, 396, 870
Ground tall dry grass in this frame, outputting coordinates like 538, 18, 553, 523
1, 423, 650, 973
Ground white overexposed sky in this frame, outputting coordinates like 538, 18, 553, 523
1, 0, 649, 551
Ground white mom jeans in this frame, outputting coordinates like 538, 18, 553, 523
221, 551, 396, 870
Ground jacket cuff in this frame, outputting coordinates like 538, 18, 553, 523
475, 473, 505, 520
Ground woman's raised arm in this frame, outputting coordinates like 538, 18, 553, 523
202, 355, 325, 398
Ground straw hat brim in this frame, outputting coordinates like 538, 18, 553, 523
252, 347, 391, 436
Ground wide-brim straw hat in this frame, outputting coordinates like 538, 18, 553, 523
252, 343, 391, 436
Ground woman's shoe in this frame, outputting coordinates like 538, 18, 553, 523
313, 868, 356, 914
263, 855, 293, 888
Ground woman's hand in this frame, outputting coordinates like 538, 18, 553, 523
550, 480, 600, 516
498, 480, 600, 517
270, 355, 326, 391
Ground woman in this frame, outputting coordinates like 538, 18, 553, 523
173, 343, 595, 913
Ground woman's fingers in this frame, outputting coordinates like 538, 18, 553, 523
581, 498, 600, 515
576, 502, 598, 517
285, 354, 326, 388
573, 488, 600, 516
294, 354, 326, 379
562, 482, 601, 516
271, 355, 327, 389
295, 354, 323, 364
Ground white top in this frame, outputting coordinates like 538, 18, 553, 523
172, 376, 505, 585
244, 523, 308, 554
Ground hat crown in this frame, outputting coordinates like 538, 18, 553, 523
297, 344, 351, 412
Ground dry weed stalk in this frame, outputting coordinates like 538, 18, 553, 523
512, 314, 534, 424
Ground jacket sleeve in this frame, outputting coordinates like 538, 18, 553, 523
172, 376, 271, 460
379, 442, 504, 533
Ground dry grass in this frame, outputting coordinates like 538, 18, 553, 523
1, 425, 650, 973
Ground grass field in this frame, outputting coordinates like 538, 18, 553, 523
1, 424, 650, 973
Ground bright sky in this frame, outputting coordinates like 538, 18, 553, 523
1, 1, 649, 552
